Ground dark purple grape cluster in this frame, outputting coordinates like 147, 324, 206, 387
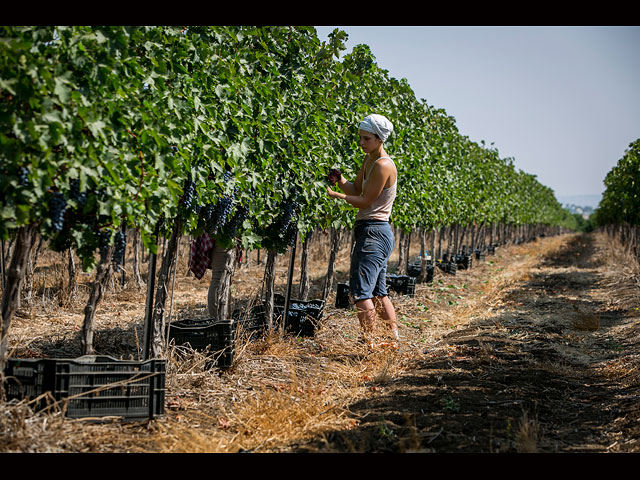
48, 192, 67, 232
192, 190, 201, 214
112, 230, 127, 265
278, 199, 299, 236
200, 202, 214, 227
181, 176, 196, 211
327, 168, 341, 186
200, 202, 213, 220
210, 193, 233, 234
97, 229, 112, 256
223, 202, 248, 238
69, 179, 88, 207
18, 167, 29, 186
283, 220, 298, 247
202, 170, 235, 235
272, 197, 300, 247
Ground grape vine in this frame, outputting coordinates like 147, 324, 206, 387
0, 25, 589, 368
0, 25, 577, 267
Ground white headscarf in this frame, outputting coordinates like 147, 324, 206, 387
359, 114, 393, 142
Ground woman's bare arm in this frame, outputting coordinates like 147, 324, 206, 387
328, 159, 391, 209
336, 167, 363, 196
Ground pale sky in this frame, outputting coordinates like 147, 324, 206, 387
315, 26, 640, 206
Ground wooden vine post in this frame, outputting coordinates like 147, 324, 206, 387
207, 246, 237, 322
322, 227, 342, 302
81, 245, 115, 355
148, 219, 183, 359
0, 225, 38, 373
263, 250, 278, 330
298, 232, 312, 301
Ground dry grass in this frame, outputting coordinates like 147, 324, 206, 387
598, 356, 640, 388
515, 409, 540, 453
599, 233, 640, 310
1, 230, 638, 452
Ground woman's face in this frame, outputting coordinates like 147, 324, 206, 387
358, 129, 382, 154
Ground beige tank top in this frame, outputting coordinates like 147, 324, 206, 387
355, 156, 397, 222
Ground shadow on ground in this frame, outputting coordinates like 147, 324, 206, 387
289, 233, 638, 453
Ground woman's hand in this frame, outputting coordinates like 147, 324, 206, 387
327, 186, 345, 200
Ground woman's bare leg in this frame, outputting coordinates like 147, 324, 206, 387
374, 295, 399, 341
355, 298, 377, 342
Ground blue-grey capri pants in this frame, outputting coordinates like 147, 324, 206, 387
350, 220, 395, 302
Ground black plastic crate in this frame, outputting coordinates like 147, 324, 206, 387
274, 294, 323, 310
456, 253, 473, 270
167, 318, 235, 368
336, 282, 350, 308
275, 296, 325, 337
425, 264, 434, 283
3, 355, 165, 420
448, 261, 458, 275
474, 249, 486, 261
233, 304, 269, 338
437, 260, 457, 275
280, 307, 319, 337
283, 298, 325, 313
407, 262, 421, 277
386, 275, 416, 297
275, 293, 324, 313
233, 296, 325, 337
408, 260, 434, 283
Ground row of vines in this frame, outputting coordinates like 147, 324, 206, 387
592, 139, 640, 261
0, 26, 578, 372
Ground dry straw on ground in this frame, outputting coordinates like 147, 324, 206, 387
1, 230, 638, 452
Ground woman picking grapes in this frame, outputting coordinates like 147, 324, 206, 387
327, 114, 399, 349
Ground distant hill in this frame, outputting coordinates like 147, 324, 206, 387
557, 194, 602, 210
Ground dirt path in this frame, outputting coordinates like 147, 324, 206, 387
291, 233, 640, 453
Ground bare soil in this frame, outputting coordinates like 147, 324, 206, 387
291, 233, 640, 453
1, 231, 639, 453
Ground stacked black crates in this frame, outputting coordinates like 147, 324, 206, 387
454, 246, 473, 270
167, 318, 236, 368
446, 259, 458, 275
407, 258, 434, 283
3, 355, 166, 420
455, 252, 473, 270
407, 260, 421, 278
335, 282, 351, 308
386, 274, 416, 297
437, 254, 457, 275
426, 264, 435, 283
